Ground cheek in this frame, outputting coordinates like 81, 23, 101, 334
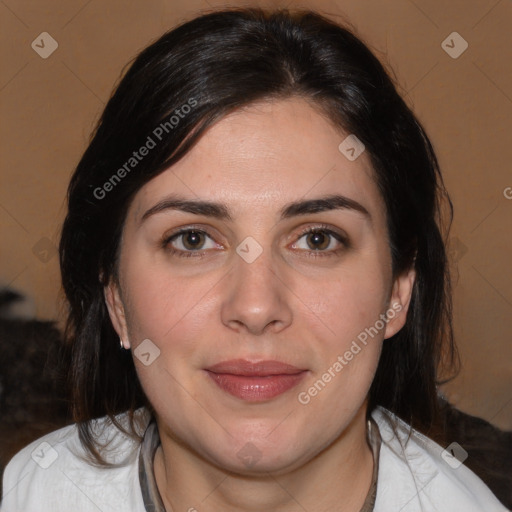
292, 262, 390, 347
289, 263, 388, 408
120, 255, 218, 345
121, 267, 217, 403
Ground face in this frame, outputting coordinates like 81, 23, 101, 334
106, 97, 414, 475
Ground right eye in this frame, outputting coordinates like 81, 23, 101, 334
162, 228, 222, 258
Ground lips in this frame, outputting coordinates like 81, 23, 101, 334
205, 359, 308, 402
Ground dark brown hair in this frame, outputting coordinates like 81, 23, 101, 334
59, 7, 457, 463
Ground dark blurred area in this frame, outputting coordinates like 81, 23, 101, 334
438, 399, 512, 508
0, 288, 71, 497
0, 288, 510, 508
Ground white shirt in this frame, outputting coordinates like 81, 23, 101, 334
1, 406, 508, 511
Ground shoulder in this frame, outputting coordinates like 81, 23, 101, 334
1, 408, 151, 512
371, 406, 509, 512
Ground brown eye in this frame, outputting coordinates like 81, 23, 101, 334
163, 228, 221, 258
180, 230, 206, 250
290, 226, 347, 257
305, 231, 331, 250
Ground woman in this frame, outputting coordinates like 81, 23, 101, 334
1, 7, 507, 512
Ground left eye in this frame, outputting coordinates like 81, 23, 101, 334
292, 229, 343, 251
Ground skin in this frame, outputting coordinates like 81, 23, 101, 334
105, 97, 415, 512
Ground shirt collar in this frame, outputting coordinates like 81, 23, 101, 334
139, 419, 166, 512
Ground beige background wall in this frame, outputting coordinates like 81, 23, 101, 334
1, 0, 511, 429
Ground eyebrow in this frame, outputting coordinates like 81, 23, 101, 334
140, 193, 371, 224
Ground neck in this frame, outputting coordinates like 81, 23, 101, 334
154, 405, 374, 512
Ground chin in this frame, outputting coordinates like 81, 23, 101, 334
203, 427, 312, 476
211, 446, 305, 477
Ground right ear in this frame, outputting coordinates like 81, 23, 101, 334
104, 278, 131, 349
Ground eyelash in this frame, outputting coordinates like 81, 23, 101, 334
161, 224, 348, 259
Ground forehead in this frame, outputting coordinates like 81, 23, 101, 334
130, 97, 385, 223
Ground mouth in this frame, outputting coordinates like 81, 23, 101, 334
205, 359, 308, 402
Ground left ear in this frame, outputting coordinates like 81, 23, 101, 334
383, 266, 416, 339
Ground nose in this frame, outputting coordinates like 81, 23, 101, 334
220, 249, 293, 336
